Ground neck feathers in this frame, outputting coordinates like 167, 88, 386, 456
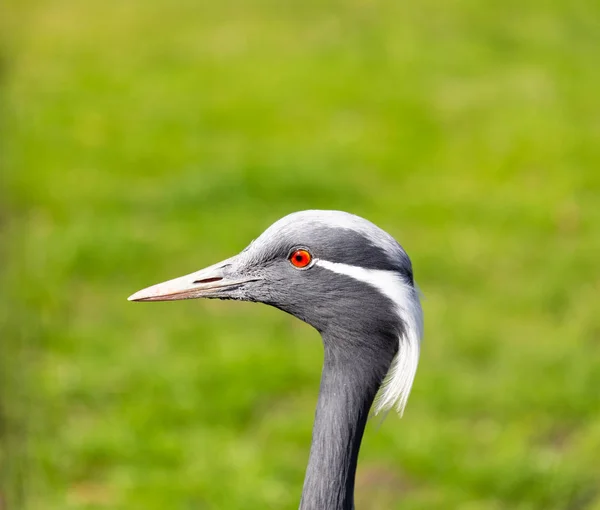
299, 334, 396, 510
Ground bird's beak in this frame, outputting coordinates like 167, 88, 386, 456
128, 256, 254, 302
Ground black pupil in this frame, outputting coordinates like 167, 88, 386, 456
295, 254, 303, 262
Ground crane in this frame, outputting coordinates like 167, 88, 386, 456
129, 209, 424, 510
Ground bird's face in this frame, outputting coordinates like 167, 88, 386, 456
129, 211, 413, 333
129, 210, 414, 336
129, 210, 423, 414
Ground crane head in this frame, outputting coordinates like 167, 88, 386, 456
128, 210, 423, 415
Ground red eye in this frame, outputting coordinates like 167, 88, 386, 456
289, 249, 312, 268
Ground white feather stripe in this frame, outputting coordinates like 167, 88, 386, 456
315, 260, 424, 416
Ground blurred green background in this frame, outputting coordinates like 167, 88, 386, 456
2, 0, 600, 508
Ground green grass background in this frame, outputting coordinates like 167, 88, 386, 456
2, 0, 600, 508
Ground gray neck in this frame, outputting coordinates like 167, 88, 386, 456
299, 332, 396, 510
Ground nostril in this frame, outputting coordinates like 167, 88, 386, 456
193, 277, 223, 284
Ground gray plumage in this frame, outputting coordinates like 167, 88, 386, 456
129, 210, 424, 510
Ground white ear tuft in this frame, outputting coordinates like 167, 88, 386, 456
314, 260, 424, 416
373, 282, 423, 416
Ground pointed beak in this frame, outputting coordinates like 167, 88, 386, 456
128, 256, 255, 302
